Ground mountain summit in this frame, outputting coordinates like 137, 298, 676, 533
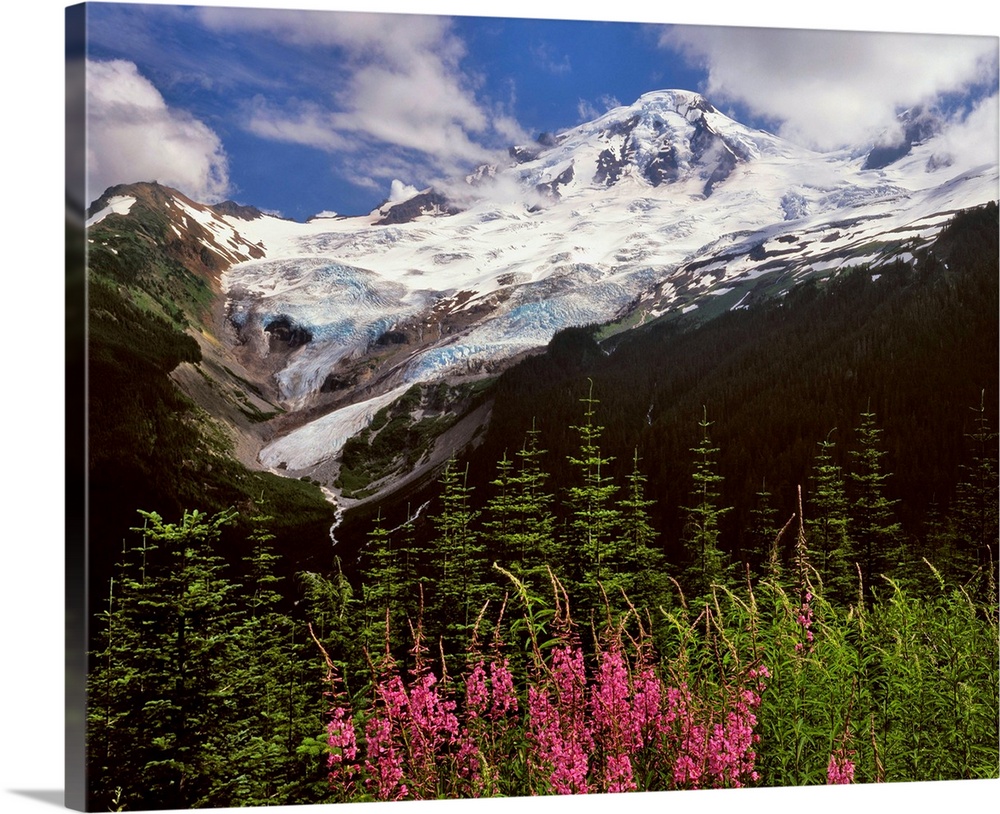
504, 89, 792, 200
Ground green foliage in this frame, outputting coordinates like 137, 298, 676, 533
359, 511, 407, 655
87, 197, 217, 330
336, 382, 484, 498
87, 273, 336, 603
427, 457, 489, 656
473, 203, 998, 567
952, 390, 1000, 589
748, 479, 782, 579
681, 408, 732, 597
745, 564, 999, 786
483, 421, 560, 591
807, 431, 856, 601
615, 447, 669, 612
564, 380, 624, 614
87, 509, 349, 811
89, 385, 1000, 805
847, 407, 903, 601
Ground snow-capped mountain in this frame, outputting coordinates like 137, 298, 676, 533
86, 89, 999, 500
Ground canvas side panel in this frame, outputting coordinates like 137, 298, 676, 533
65, 3, 88, 811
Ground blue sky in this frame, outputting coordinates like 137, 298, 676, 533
75, 1, 998, 221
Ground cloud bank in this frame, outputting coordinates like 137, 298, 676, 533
663, 26, 998, 151
198, 8, 528, 194
85, 59, 231, 204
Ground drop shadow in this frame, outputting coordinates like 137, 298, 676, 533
8, 790, 64, 808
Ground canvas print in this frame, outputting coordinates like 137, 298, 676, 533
66, 2, 1000, 810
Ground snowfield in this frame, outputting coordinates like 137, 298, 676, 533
210, 90, 996, 475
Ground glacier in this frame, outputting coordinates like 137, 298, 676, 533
212, 89, 997, 480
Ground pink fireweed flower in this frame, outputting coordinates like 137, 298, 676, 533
526, 684, 591, 794
526, 641, 593, 795
668, 666, 768, 790
795, 591, 815, 653
632, 665, 665, 742
457, 648, 521, 797
364, 713, 407, 800
363, 669, 410, 800
464, 660, 489, 719
590, 648, 632, 740
489, 657, 518, 719
587, 639, 671, 792
455, 726, 484, 792
668, 682, 707, 788
827, 750, 856, 784
326, 705, 359, 793
589, 646, 637, 792
827, 728, 856, 784
603, 753, 637, 793
404, 669, 460, 796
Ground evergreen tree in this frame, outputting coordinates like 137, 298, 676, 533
681, 408, 731, 598
564, 380, 622, 612
88, 509, 243, 810
807, 431, 856, 601
359, 510, 406, 656
483, 421, 558, 588
229, 509, 325, 806
87, 530, 160, 810
297, 559, 358, 684
513, 420, 560, 586
430, 456, 487, 655
748, 478, 782, 580
952, 391, 999, 592
847, 407, 902, 600
483, 451, 519, 568
393, 509, 425, 633
616, 448, 668, 610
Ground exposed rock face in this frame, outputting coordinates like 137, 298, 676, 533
510, 145, 540, 164
863, 106, 943, 170
264, 316, 312, 348
375, 190, 461, 225
376, 330, 410, 345
210, 200, 266, 220
535, 164, 576, 200
87, 181, 266, 292
506, 91, 759, 199
644, 144, 681, 186
690, 117, 748, 196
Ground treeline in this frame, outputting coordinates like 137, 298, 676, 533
349, 383, 997, 661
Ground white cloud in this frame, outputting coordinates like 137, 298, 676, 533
199, 9, 528, 187
85, 60, 231, 204
388, 179, 420, 201
928, 92, 1000, 169
663, 26, 998, 151
244, 97, 349, 152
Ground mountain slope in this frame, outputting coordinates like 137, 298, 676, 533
85, 89, 998, 529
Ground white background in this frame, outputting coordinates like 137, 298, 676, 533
1, 2, 997, 814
